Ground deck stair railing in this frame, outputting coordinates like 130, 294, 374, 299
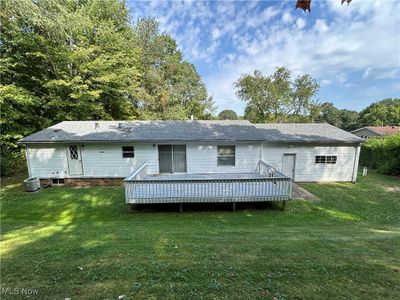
124, 160, 292, 204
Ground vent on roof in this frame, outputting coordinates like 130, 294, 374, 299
53, 129, 62, 132
118, 122, 123, 128
95, 122, 99, 129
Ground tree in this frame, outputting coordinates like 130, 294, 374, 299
0, 0, 214, 175
235, 67, 319, 123
315, 102, 359, 130
134, 18, 215, 120
218, 110, 238, 120
359, 98, 400, 126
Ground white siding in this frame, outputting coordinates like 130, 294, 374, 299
81, 143, 158, 177
262, 144, 359, 182
27, 141, 360, 182
27, 143, 158, 178
186, 142, 260, 174
27, 145, 68, 178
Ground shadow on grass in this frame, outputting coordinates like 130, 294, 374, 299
130, 201, 277, 213
1, 171, 400, 299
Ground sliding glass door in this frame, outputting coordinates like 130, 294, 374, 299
158, 145, 187, 173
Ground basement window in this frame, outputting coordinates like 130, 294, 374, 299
52, 178, 65, 185
315, 155, 337, 164
122, 146, 135, 158
217, 146, 235, 166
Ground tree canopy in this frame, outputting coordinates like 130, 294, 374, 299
218, 110, 238, 120
0, 0, 214, 175
315, 102, 359, 131
235, 67, 319, 123
358, 98, 400, 126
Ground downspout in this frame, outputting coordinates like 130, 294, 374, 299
351, 144, 361, 183
25, 145, 32, 178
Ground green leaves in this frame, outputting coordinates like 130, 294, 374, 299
234, 67, 319, 123
134, 18, 213, 120
0, 0, 213, 175
359, 98, 400, 126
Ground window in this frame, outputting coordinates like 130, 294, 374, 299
69, 145, 79, 160
217, 146, 235, 166
122, 146, 134, 158
315, 155, 337, 164
52, 178, 65, 185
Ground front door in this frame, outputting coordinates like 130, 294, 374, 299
67, 145, 83, 175
282, 154, 296, 180
158, 145, 187, 173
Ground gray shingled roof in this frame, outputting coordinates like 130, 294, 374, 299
254, 123, 363, 144
19, 120, 363, 144
18, 120, 265, 143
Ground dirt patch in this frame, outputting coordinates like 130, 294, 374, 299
381, 185, 400, 193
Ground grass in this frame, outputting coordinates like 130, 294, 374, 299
1, 171, 399, 299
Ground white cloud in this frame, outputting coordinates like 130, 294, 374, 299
281, 11, 293, 24
314, 19, 329, 32
363, 67, 372, 78
296, 18, 306, 29
211, 28, 221, 41
131, 0, 400, 113
321, 79, 332, 86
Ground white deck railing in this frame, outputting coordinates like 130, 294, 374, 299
124, 161, 292, 204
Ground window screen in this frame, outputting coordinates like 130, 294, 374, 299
122, 146, 134, 158
217, 146, 235, 166
315, 155, 337, 164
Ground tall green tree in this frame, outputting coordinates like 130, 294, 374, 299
134, 18, 214, 120
218, 110, 238, 120
235, 67, 319, 123
315, 102, 359, 130
0, 0, 213, 175
359, 98, 400, 126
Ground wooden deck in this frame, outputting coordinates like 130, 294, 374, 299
124, 162, 292, 204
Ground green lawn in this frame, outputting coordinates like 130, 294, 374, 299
1, 172, 399, 299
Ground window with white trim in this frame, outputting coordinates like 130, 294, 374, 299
315, 155, 337, 164
122, 146, 134, 158
217, 146, 235, 166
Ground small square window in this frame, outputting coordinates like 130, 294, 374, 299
217, 146, 235, 166
122, 146, 134, 158
315, 155, 337, 164
52, 178, 65, 185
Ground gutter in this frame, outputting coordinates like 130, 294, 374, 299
18, 139, 364, 146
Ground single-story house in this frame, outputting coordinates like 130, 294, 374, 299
351, 126, 399, 140
19, 120, 363, 205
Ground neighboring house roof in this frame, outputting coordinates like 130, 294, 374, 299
351, 126, 400, 136
19, 120, 363, 144
254, 123, 363, 144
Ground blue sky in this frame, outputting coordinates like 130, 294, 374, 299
128, 0, 400, 114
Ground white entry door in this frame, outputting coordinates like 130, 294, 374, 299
282, 154, 296, 180
67, 145, 83, 175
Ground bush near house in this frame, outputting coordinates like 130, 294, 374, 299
360, 133, 400, 175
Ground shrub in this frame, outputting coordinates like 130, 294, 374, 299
360, 133, 400, 175
1, 146, 27, 177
